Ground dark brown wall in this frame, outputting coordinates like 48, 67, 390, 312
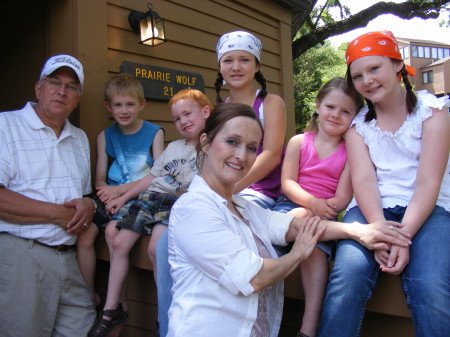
96, 0, 295, 144
0, 1, 48, 111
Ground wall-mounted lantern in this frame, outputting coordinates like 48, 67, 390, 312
128, 3, 167, 46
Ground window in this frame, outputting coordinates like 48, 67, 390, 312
422, 70, 433, 84
401, 47, 410, 59
409, 45, 449, 59
432, 47, 438, 58
404, 47, 409, 58
418, 46, 425, 57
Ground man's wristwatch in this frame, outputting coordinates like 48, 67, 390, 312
91, 198, 97, 214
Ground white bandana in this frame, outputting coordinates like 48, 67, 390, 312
216, 31, 262, 62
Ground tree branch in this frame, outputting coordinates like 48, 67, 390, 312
292, 0, 450, 59
292, 0, 318, 38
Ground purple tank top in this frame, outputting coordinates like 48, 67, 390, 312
248, 96, 285, 200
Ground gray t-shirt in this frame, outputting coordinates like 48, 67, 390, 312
149, 139, 197, 196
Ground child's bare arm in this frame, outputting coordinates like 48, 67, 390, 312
281, 135, 309, 205
151, 129, 165, 160
233, 94, 286, 193
326, 161, 353, 213
105, 174, 155, 215
120, 174, 155, 202
96, 185, 126, 202
95, 131, 108, 188
346, 127, 385, 223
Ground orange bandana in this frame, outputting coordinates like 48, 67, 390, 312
346, 30, 416, 76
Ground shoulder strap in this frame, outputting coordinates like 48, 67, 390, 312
252, 96, 264, 118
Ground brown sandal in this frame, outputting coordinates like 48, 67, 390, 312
89, 303, 128, 337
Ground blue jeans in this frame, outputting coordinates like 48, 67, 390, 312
156, 229, 172, 337
238, 192, 275, 210
318, 205, 450, 337
272, 195, 298, 213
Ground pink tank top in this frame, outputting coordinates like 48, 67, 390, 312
297, 132, 347, 199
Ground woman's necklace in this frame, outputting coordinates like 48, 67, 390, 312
228, 202, 244, 220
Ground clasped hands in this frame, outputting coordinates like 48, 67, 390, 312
359, 220, 411, 275
62, 197, 96, 235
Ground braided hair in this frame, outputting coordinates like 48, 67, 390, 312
401, 65, 418, 115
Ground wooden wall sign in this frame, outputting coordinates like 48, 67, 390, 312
121, 61, 205, 101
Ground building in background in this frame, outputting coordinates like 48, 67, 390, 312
398, 38, 450, 97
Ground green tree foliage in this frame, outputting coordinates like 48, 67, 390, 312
294, 41, 347, 132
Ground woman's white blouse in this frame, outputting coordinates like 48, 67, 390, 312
168, 175, 294, 337
347, 91, 450, 212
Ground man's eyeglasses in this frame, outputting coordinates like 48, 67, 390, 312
43, 78, 80, 94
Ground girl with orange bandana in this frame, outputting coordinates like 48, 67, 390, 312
318, 31, 450, 337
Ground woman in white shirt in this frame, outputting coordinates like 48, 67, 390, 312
167, 103, 412, 337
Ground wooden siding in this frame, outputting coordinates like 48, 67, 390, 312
97, 0, 295, 145
0, 0, 295, 171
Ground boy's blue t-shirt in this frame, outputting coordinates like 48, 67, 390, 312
104, 121, 161, 186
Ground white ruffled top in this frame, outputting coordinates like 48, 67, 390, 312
347, 90, 450, 212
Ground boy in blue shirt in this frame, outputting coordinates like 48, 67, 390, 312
77, 73, 164, 307
89, 89, 212, 337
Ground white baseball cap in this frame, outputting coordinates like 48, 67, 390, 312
40, 54, 84, 90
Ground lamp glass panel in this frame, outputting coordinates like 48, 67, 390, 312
154, 18, 165, 39
139, 17, 155, 42
136, 13, 165, 46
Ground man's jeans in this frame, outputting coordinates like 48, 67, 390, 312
156, 229, 172, 337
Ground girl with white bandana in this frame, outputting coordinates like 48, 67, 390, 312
215, 31, 287, 210
156, 31, 287, 337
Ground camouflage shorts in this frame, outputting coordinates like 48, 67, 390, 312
114, 191, 178, 235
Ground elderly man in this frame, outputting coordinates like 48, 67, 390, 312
0, 55, 96, 336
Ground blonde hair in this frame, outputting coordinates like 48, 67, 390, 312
168, 89, 213, 111
104, 73, 145, 103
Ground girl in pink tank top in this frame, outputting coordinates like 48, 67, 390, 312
273, 77, 363, 337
